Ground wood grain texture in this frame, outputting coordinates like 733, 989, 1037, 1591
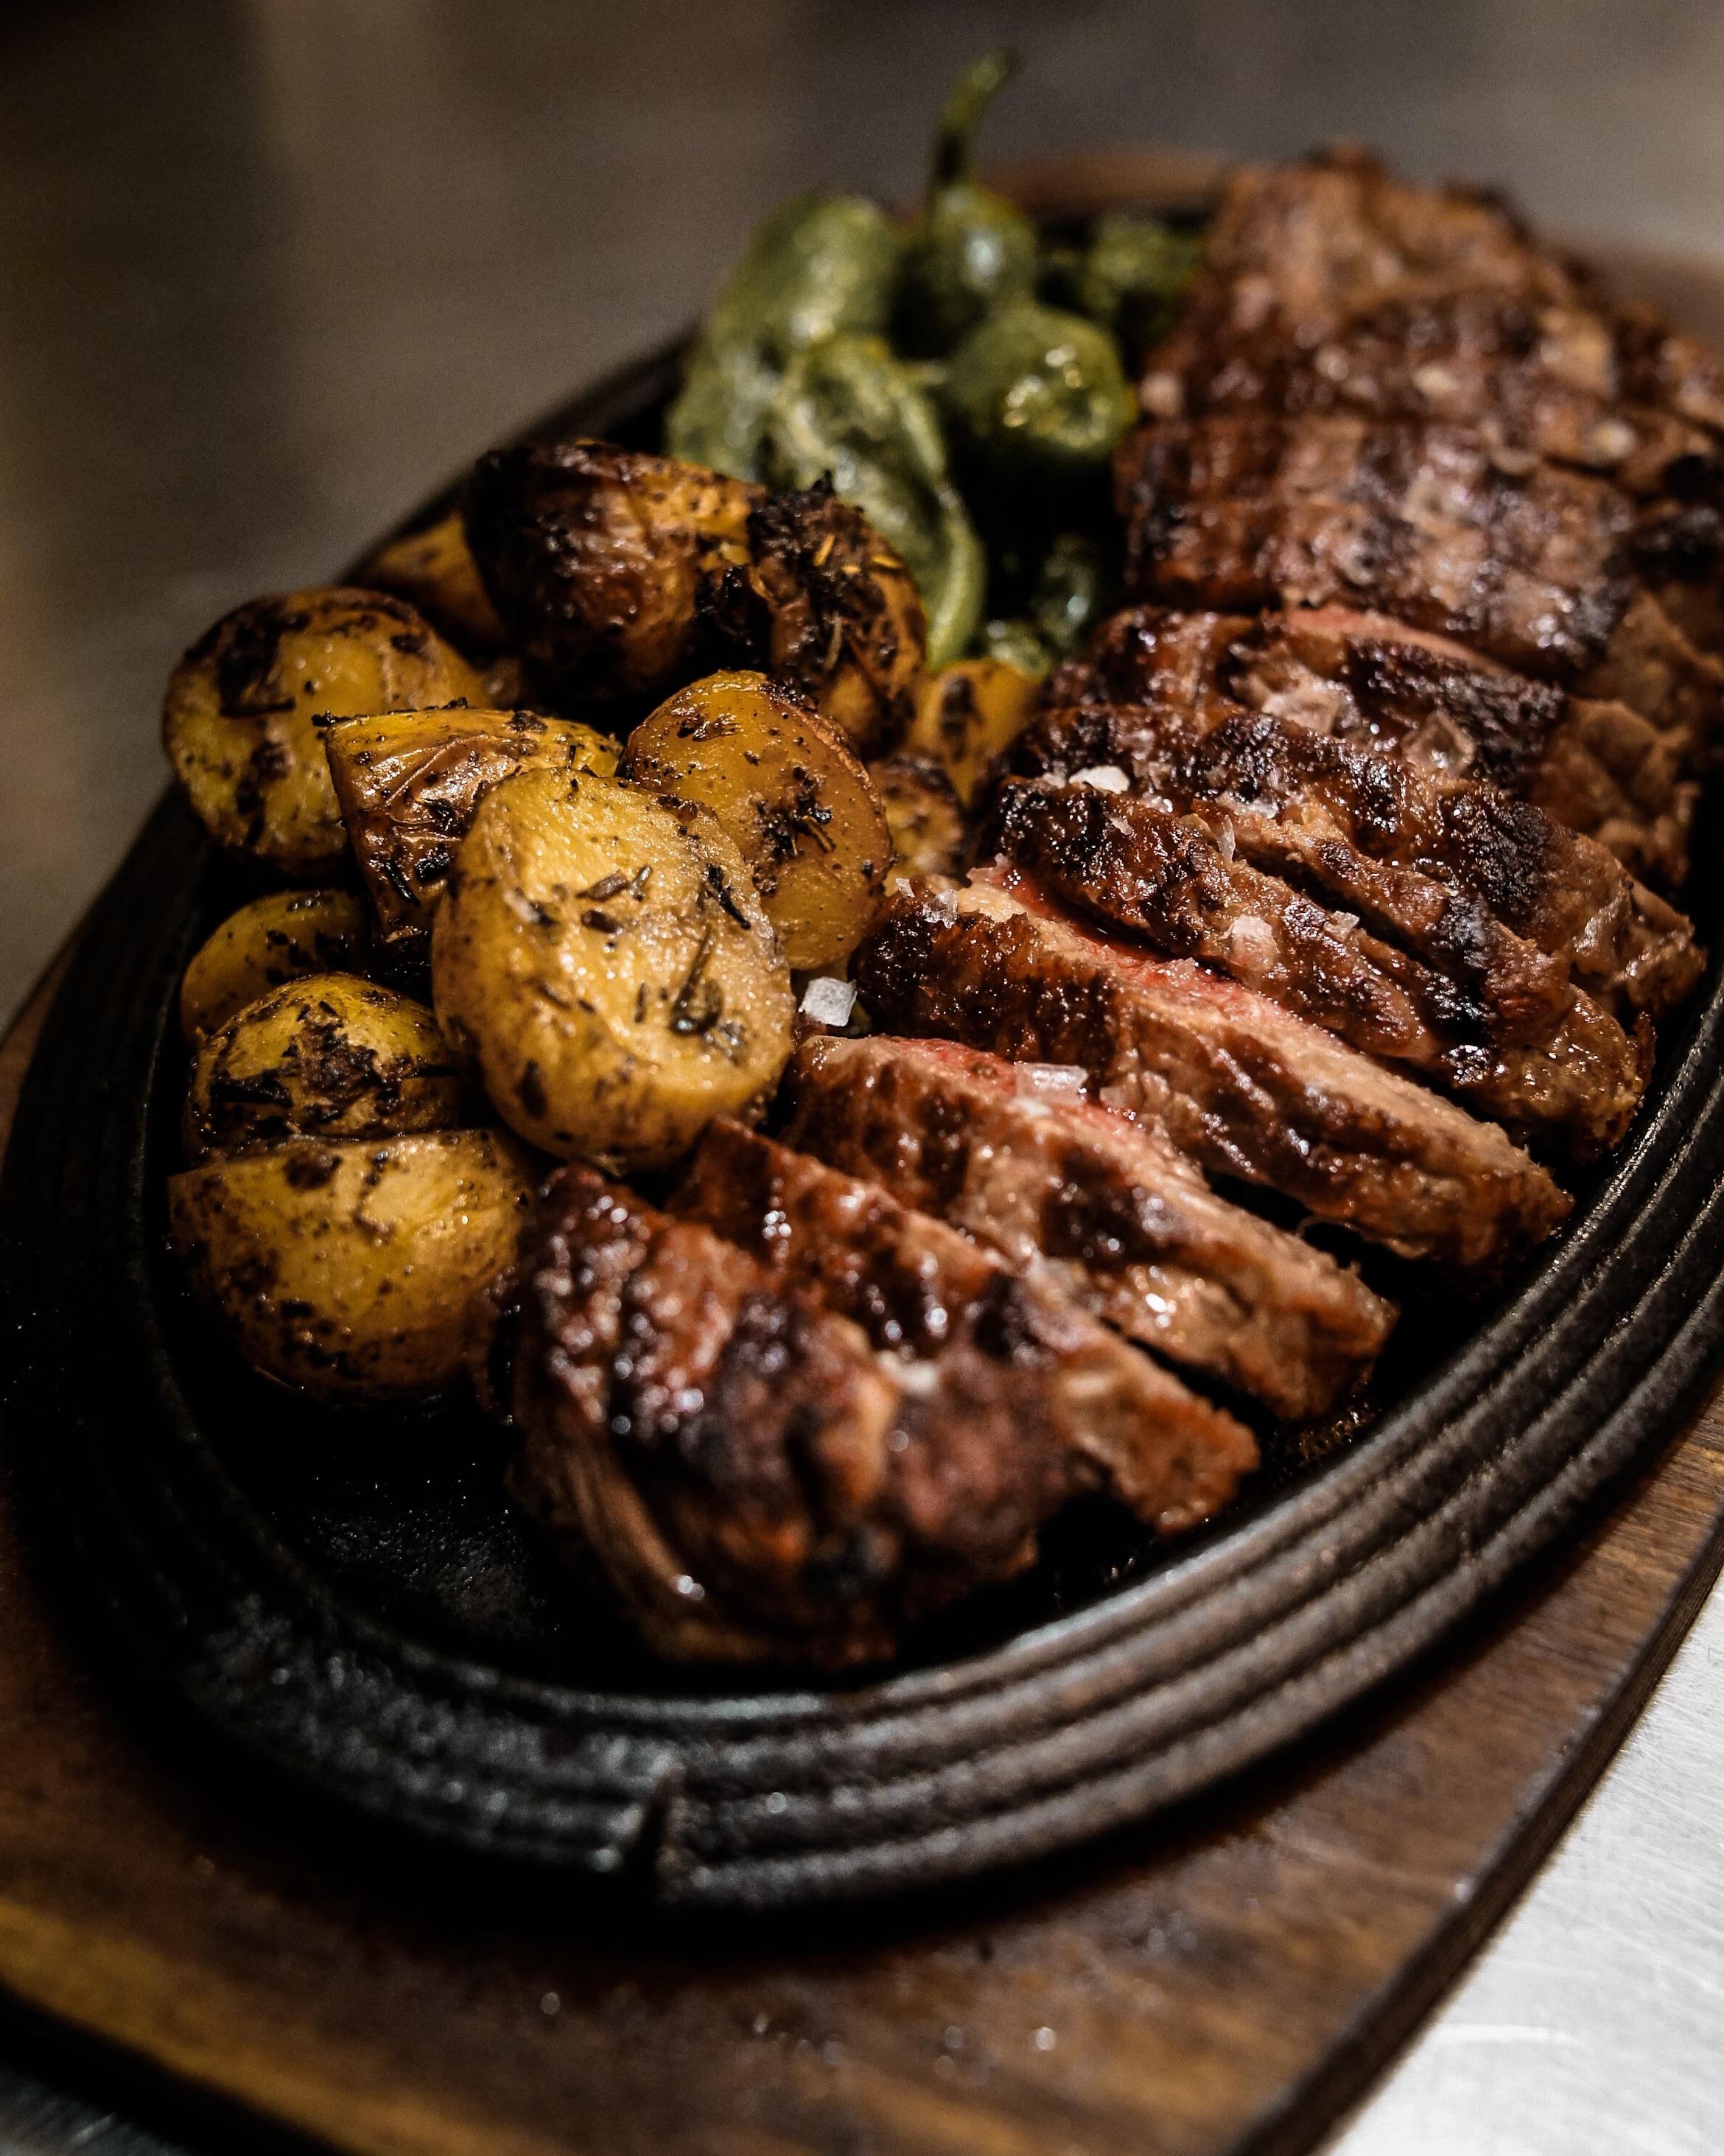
2, 934, 1723, 2156
4, 206, 1724, 2156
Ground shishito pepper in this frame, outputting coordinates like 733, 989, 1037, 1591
760, 333, 985, 668
1047, 212, 1203, 360
940, 298, 1137, 511
667, 192, 901, 477
895, 50, 1038, 358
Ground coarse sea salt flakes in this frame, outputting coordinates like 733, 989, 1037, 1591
1015, 1062, 1090, 1103
1070, 764, 1129, 794
799, 976, 858, 1027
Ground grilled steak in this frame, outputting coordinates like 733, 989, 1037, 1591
1118, 412, 1634, 681
983, 778, 1647, 1155
852, 877, 1570, 1270
1019, 612, 1703, 1018
673, 1118, 1257, 1526
784, 1033, 1394, 1420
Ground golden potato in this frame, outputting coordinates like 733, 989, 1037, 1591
432, 764, 793, 1171
620, 671, 890, 973
183, 973, 466, 1161
869, 754, 967, 883
167, 1128, 540, 1401
906, 657, 1041, 806
746, 486, 926, 756
463, 441, 926, 751
465, 441, 756, 716
357, 508, 508, 653
163, 587, 486, 874
178, 889, 372, 1045
323, 707, 617, 950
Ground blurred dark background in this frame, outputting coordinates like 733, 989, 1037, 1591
4, 0, 1724, 1024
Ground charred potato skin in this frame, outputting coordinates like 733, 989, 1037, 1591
869, 752, 968, 883
162, 587, 486, 873
322, 707, 617, 948
358, 508, 510, 654
907, 656, 1041, 806
465, 441, 759, 718
183, 973, 466, 1161
167, 1129, 540, 1402
620, 671, 891, 973
746, 486, 925, 756
431, 765, 794, 1172
178, 889, 372, 1045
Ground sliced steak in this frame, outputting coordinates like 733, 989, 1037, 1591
784, 1033, 1394, 1421
852, 878, 1571, 1271
672, 1119, 1257, 1529
1118, 412, 1634, 681
982, 777, 1647, 1156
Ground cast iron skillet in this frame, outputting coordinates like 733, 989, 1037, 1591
7, 193, 1724, 1914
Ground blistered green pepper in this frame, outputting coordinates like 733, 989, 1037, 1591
977, 616, 1054, 677
667, 192, 900, 477
941, 300, 1137, 510
760, 333, 986, 668
1048, 213, 1202, 358
1029, 530, 1116, 658
895, 51, 1038, 358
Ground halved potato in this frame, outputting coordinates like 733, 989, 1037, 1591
179, 889, 372, 1045
905, 657, 1042, 806
163, 587, 486, 873
620, 671, 890, 972
358, 508, 509, 653
431, 764, 793, 1170
183, 973, 466, 1161
167, 1128, 540, 1401
323, 707, 617, 949
869, 753, 967, 883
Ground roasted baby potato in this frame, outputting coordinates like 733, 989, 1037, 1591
358, 508, 509, 654
163, 588, 486, 874
905, 656, 1042, 806
869, 753, 967, 882
167, 1128, 539, 1401
745, 483, 926, 755
432, 764, 793, 1171
323, 707, 617, 950
179, 889, 372, 1045
620, 671, 890, 973
465, 440, 757, 717
183, 974, 466, 1162
463, 440, 926, 752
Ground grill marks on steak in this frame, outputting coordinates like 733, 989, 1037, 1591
784, 1034, 1394, 1421
1022, 610, 1703, 1021
1118, 413, 1634, 681
852, 878, 1570, 1271
672, 1119, 1257, 1533
982, 778, 1647, 1156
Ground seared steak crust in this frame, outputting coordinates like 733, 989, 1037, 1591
984, 778, 1647, 1156
785, 1034, 1393, 1421
1118, 413, 1634, 680
1016, 617, 1703, 1020
673, 1119, 1257, 1530
852, 879, 1570, 1270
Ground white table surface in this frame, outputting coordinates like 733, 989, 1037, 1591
0, 4, 1718, 2149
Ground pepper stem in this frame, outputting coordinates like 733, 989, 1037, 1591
931, 49, 1020, 192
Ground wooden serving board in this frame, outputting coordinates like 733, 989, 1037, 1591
3, 951, 1724, 2156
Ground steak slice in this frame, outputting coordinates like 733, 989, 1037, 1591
672, 1119, 1257, 1529
1010, 631, 1703, 1021
784, 1033, 1394, 1421
1118, 412, 1634, 681
982, 778, 1647, 1157
852, 878, 1570, 1271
